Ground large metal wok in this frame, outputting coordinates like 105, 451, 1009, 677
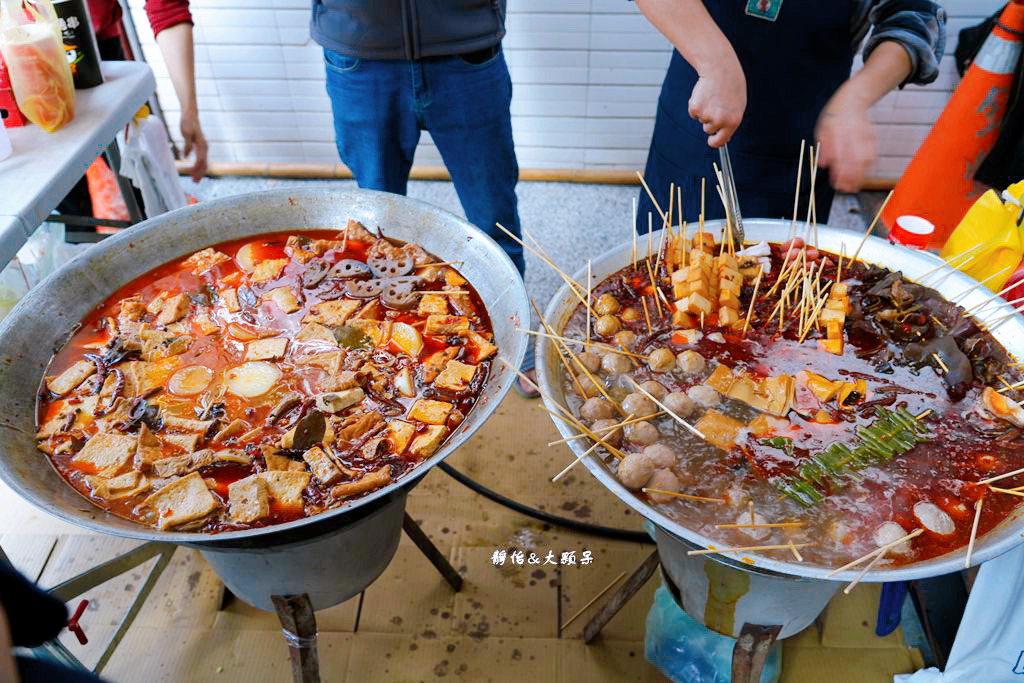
0, 188, 529, 553
538, 219, 1024, 584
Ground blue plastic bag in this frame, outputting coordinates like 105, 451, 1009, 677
645, 583, 782, 683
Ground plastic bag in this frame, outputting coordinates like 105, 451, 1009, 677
0, 222, 92, 319
645, 583, 781, 683
119, 106, 187, 218
0, 0, 74, 132
895, 543, 1024, 683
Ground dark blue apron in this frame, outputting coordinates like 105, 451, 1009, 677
637, 0, 854, 230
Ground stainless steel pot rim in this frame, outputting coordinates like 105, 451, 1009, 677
0, 187, 529, 545
538, 218, 1024, 582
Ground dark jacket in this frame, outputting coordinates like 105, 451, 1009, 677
310, 0, 506, 60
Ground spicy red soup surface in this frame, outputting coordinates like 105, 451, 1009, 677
557, 234, 1024, 568
36, 221, 495, 532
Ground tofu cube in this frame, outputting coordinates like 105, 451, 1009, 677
303, 446, 342, 486
826, 321, 843, 339
409, 425, 447, 458
719, 306, 740, 326
418, 294, 449, 316
250, 258, 288, 283
818, 338, 844, 355
388, 421, 416, 454
258, 471, 311, 510
467, 332, 497, 362
143, 472, 220, 529
228, 475, 270, 523
245, 337, 289, 361
85, 471, 151, 501
146, 292, 167, 315
424, 315, 470, 337
155, 293, 190, 326
303, 299, 360, 326
346, 319, 390, 346
685, 292, 713, 316
408, 399, 453, 425
331, 467, 392, 500
46, 359, 96, 396
295, 322, 338, 346
433, 359, 478, 391
183, 248, 230, 275
72, 432, 138, 476
264, 287, 301, 314
719, 289, 740, 311
221, 287, 240, 313
819, 309, 846, 325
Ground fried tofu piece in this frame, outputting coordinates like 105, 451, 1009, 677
684, 292, 713, 316
718, 306, 740, 326
155, 293, 190, 327
352, 300, 381, 321
118, 295, 146, 323
345, 219, 375, 243
433, 360, 478, 392
228, 475, 270, 523
163, 415, 215, 433
467, 332, 497, 362
86, 471, 151, 501
259, 471, 311, 510
694, 411, 745, 452
146, 292, 168, 315
421, 348, 458, 384
424, 315, 470, 337
264, 286, 301, 314
296, 350, 342, 374
331, 467, 392, 500
303, 445, 342, 486
144, 472, 220, 529
213, 419, 249, 442
221, 287, 240, 313
263, 446, 307, 472
192, 312, 220, 336
245, 337, 289, 361
295, 322, 337, 347
183, 248, 230, 275
140, 328, 193, 361
162, 432, 203, 453
388, 421, 416, 454
318, 370, 361, 393
346, 319, 390, 347
46, 360, 96, 397
409, 425, 447, 458
443, 268, 467, 287
418, 294, 449, 316
285, 235, 320, 263
303, 299, 360, 326
251, 258, 288, 283
214, 448, 250, 464
408, 399, 453, 425
72, 432, 137, 476
151, 454, 194, 478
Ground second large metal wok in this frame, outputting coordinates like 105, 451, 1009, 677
537, 219, 1024, 583
0, 188, 529, 547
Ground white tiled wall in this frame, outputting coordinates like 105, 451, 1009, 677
128, 0, 1003, 177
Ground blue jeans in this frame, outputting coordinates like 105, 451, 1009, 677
324, 47, 525, 275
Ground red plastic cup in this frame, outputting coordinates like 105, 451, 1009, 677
890, 215, 935, 249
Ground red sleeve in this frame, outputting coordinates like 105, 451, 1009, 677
144, 0, 193, 38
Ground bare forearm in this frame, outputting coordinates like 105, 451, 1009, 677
635, 0, 736, 76
831, 40, 912, 109
154, 22, 197, 117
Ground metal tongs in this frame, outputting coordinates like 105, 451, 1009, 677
717, 144, 745, 247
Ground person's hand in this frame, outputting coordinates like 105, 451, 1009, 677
688, 54, 746, 148
180, 108, 208, 183
815, 95, 875, 193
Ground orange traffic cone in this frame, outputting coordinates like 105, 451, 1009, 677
84, 156, 129, 234
882, 1, 1024, 248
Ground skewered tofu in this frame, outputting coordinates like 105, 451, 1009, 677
46, 360, 96, 396
425, 315, 470, 336
259, 471, 311, 510
418, 294, 449, 315
433, 359, 478, 392
72, 433, 138, 477
410, 425, 447, 458
245, 337, 289, 361
264, 287, 301, 314
408, 399, 454, 425
228, 475, 270, 523
144, 472, 220, 529
303, 445, 343, 486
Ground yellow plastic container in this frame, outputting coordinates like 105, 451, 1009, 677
940, 180, 1024, 292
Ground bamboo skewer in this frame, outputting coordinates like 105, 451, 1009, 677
643, 488, 726, 504
635, 171, 667, 225
552, 442, 600, 483
916, 241, 988, 282
586, 260, 592, 353
716, 528, 802, 532
495, 222, 594, 316
789, 541, 805, 563
843, 549, 887, 595
560, 571, 627, 632
417, 261, 464, 268
625, 377, 708, 441
742, 268, 764, 336
547, 411, 666, 446
977, 462, 1024, 485
646, 259, 663, 318
516, 328, 645, 359
688, 542, 813, 557
850, 190, 894, 264
950, 265, 1014, 302
789, 139, 806, 240
539, 405, 627, 460
825, 529, 924, 578
988, 486, 1024, 499
631, 198, 638, 269
932, 353, 950, 373
641, 297, 653, 334
963, 280, 1022, 316
965, 496, 984, 569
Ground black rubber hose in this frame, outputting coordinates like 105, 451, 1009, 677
438, 462, 652, 544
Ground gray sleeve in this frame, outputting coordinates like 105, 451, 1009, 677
862, 0, 947, 86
